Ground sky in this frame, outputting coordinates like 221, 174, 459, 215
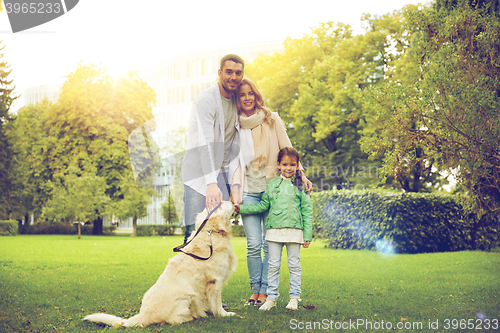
0, 0, 426, 112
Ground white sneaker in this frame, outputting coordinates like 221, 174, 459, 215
259, 299, 276, 311
286, 298, 300, 310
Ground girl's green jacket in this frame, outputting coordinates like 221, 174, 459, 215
239, 176, 313, 241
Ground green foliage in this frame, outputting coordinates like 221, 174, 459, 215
434, 0, 500, 16
9, 63, 157, 234
0, 42, 20, 220
361, 1, 500, 213
246, 16, 416, 191
311, 190, 500, 253
0, 220, 17, 236
8, 101, 53, 222
136, 224, 177, 236
42, 162, 109, 224
231, 224, 245, 237
161, 192, 179, 224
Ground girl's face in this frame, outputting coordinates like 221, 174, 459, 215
238, 84, 256, 115
278, 155, 299, 179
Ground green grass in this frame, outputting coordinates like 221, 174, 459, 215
1, 235, 499, 332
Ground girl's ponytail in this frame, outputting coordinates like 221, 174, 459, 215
294, 169, 304, 191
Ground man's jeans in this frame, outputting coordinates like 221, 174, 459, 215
183, 172, 230, 244
241, 192, 269, 295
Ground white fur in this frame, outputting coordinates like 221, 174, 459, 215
84, 201, 237, 327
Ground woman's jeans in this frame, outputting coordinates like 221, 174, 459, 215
267, 241, 302, 302
241, 192, 269, 295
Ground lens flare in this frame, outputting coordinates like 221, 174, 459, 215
376, 239, 396, 256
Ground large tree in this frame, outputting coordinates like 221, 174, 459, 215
247, 16, 411, 191
8, 100, 54, 223
53, 64, 157, 233
16, 64, 157, 233
0, 41, 19, 219
361, 1, 500, 214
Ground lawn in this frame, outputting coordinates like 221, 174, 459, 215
1, 235, 499, 332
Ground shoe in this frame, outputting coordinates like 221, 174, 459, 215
222, 303, 228, 308
255, 294, 267, 306
286, 298, 300, 310
259, 299, 276, 311
244, 299, 255, 306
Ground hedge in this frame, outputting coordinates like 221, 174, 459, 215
232, 224, 245, 237
136, 225, 178, 236
18, 222, 116, 235
0, 220, 18, 236
311, 190, 500, 254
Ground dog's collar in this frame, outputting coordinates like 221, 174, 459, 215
172, 202, 221, 261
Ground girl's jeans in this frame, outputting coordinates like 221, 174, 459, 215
241, 192, 269, 295
267, 241, 302, 302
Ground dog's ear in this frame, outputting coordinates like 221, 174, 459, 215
212, 215, 229, 236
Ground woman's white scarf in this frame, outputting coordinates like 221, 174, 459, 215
239, 110, 268, 171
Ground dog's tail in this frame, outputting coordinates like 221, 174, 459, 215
84, 313, 142, 327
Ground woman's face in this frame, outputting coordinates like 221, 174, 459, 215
238, 84, 256, 115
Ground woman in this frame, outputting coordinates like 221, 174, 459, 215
236, 78, 311, 306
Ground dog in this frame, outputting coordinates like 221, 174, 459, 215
84, 201, 237, 327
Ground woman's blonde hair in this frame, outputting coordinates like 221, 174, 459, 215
236, 78, 274, 126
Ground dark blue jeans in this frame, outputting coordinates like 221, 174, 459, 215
183, 172, 230, 244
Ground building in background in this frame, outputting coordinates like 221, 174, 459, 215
24, 41, 285, 229
24, 83, 62, 106
140, 41, 284, 153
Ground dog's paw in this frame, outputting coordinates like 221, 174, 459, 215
221, 310, 236, 317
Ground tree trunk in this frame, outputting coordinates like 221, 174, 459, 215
93, 215, 103, 235
132, 214, 137, 237
78, 222, 81, 239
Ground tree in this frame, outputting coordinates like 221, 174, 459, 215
361, 1, 500, 214
8, 100, 54, 224
247, 17, 411, 191
112, 171, 153, 237
360, 5, 447, 193
161, 188, 178, 224
42, 161, 109, 238
0, 41, 19, 219
434, 0, 500, 16
41, 63, 157, 233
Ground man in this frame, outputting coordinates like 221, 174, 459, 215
181, 54, 244, 244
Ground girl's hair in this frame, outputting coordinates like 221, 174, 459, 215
277, 147, 304, 191
236, 78, 274, 126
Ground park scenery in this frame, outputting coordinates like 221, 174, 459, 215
1, 0, 500, 332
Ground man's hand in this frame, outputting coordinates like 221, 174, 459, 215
206, 183, 223, 211
303, 241, 311, 248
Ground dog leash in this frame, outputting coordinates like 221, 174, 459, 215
173, 202, 222, 261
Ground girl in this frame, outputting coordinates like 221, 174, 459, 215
236, 147, 313, 311
236, 78, 312, 306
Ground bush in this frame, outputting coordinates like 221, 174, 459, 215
0, 220, 18, 236
311, 190, 500, 254
18, 222, 116, 235
136, 225, 177, 236
232, 224, 246, 237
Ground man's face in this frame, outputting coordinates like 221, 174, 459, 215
218, 60, 244, 97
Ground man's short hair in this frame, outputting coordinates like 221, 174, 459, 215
220, 54, 244, 71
